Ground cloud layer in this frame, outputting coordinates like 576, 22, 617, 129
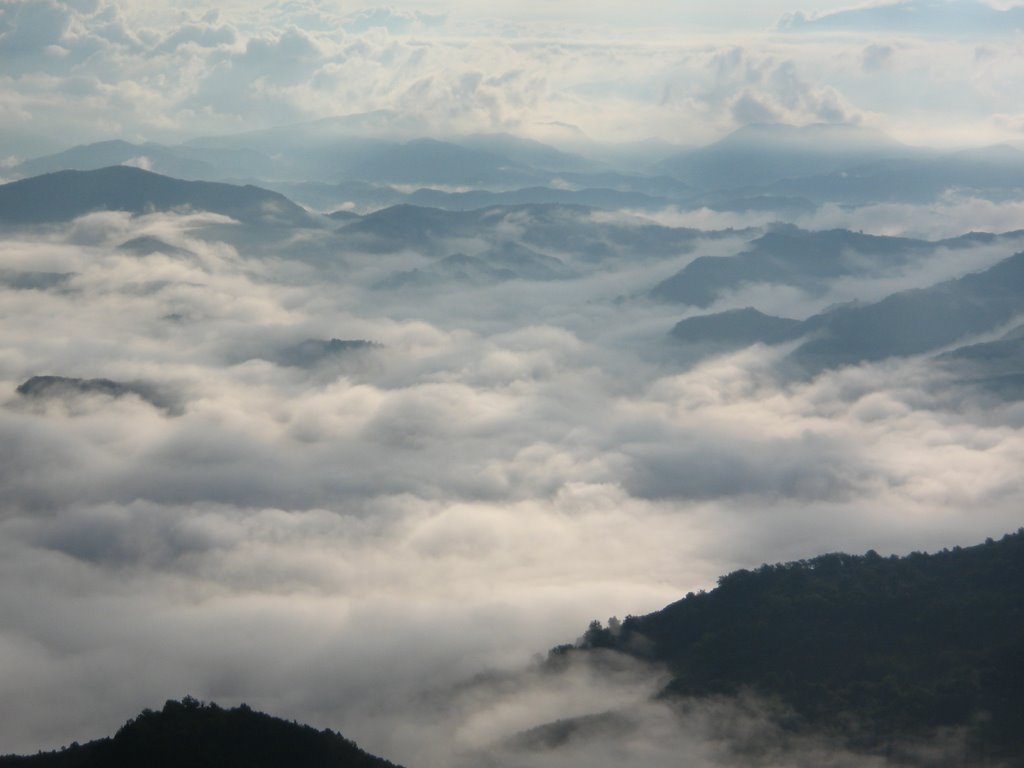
1, 205, 1023, 761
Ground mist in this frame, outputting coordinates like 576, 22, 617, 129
0, 201, 1021, 764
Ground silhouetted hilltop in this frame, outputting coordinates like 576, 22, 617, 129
0, 698, 401, 768
670, 307, 801, 346
564, 530, 1024, 760
0, 167, 314, 227
16, 375, 180, 414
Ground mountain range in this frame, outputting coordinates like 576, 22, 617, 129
10, 120, 1024, 214
669, 248, 1024, 378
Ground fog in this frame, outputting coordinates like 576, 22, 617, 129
0, 203, 1022, 764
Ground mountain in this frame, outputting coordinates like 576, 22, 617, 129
0, 167, 316, 227
403, 185, 671, 212
186, 111, 430, 151
376, 241, 573, 290
561, 530, 1024, 761
670, 307, 801, 346
11, 140, 279, 182
12, 141, 216, 180
266, 339, 380, 368
0, 697, 401, 768
0, 271, 74, 291
655, 123, 906, 189
337, 203, 706, 262
779, 0, 1024, 37
667, 249, 1024, 375
16, 376, 181, 415
337, 204, 487, 254
183, 117, 592, 184
762, 145, 1024, 205
790, 250, 1024, 372
936, 324, 1024, 398
342, 138, 543, 187
271, 174, 694, 214
652, 226, 931, 307
454, 133, 597, 173
183, 114, 403, 181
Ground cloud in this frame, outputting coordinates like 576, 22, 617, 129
861, 43, 894, 71
0, 1, 72, 56
343, 7, 448, 34
1, 205, 1023, 761
0, 0, 1020, 156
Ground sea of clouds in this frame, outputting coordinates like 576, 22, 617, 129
0, 205, 1021, 765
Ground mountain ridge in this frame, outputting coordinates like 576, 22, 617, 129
0, 167, 315, 227
0, 698, 401, 768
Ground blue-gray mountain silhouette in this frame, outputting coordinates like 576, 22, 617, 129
340, 203, 704, 261
12, 139, 280, 182
653, 225, 932, 307
762, 145, 1024, 205
936, 324, 1024, 398
269, 339, 380, 368
16, 375, 180, 415
377, 241, 572, 289
0, 271, 74, 291
655, 123, 905, 189
343, 138, 543, 186
0, 167, 314, 227
779, 0, 1024, 36
670, 307, 801, 347
670, 250, 1024, 374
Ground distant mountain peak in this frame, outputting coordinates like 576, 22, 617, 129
778, 0, 1024, 36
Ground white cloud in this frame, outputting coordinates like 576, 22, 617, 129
1, 208, 1022, 759
0, 0, 1020, 155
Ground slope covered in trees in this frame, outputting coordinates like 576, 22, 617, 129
0, 698, 401, 768
568, 531, 1024, 760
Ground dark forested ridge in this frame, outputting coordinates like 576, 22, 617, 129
564, 530, 1024, 760
0, 698, 401, 768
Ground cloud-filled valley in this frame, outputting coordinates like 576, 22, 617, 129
3, 2, 1024, 766
2, 171, 1023, 764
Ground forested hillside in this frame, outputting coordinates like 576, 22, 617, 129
0, 699, 400, 768
565, 531, 1024, 760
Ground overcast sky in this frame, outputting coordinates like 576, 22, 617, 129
2, 0, 1024, 157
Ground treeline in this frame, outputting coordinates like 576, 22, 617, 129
0, 697, 401, 768
561, 530, 1024, 760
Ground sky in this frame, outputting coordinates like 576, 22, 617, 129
3, 1, 1024, 767
2, 0, 1024, 158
